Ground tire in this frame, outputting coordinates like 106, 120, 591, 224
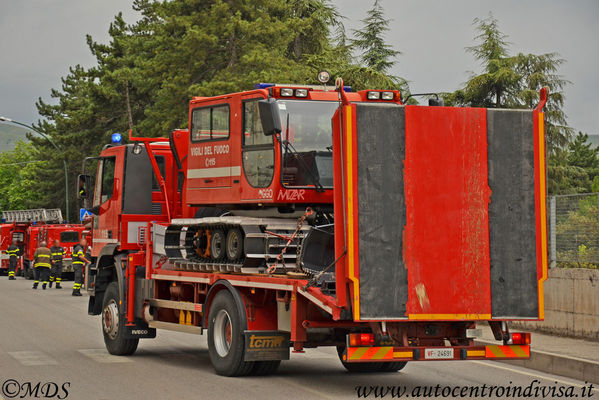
210, 230, 226, 260
207, 291, 254, 376
336, 346, 403, 373
225, 228, 243, 261
379, 361, 408, 372
102, 282, 139, 356
251, 360, 281, 376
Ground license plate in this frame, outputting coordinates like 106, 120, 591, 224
424, 348, 454, 359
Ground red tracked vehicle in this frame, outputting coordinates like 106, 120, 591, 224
81, 78, 548, 376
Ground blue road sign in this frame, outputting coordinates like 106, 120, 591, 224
80, 208, 92, 221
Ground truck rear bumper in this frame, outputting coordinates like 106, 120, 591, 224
342, 344, 530, 363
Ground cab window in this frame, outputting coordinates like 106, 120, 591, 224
242, 100, 274, 188
93, 157, 116, 206
191, 105, 230, 141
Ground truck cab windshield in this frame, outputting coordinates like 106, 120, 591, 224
277, 100, 338, 188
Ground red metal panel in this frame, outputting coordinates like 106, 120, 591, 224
404, 106, 491, 318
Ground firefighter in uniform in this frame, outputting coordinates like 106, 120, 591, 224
72, 237, 90, 296
6, 239, 20, 280
32, 241, 52, 290
49, 239, 65, 289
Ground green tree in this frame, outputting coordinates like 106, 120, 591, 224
445, 14, 572, 153
548, 132, 599, 194
352, 0, 399, 74
0, 141, 44, 211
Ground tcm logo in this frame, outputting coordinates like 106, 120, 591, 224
248, 335, 286, 349
2, 380, 70, 399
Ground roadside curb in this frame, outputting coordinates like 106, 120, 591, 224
476, 339, 599, 384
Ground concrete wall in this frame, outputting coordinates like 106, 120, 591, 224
511, 268, 599, 340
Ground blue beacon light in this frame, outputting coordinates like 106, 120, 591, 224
112, 133, 122, 145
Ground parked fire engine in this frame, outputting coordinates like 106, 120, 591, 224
1, 209, 88, 278
79, 76, 548, 376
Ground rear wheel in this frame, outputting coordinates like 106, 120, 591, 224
102, 282, 139, 355
207, 291, 254, 376
336, 346, 406, 373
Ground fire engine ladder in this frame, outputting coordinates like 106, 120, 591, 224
1, 209, 63, 223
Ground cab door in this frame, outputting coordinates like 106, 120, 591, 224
187, 104, 232, 192
91, 150, 123, 257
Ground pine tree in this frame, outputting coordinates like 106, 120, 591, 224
352, 0, 399, 74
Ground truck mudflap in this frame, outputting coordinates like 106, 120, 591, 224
341, 344, 530, 363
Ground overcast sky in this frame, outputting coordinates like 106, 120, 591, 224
1, 0, 597, 135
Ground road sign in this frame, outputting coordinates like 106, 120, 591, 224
80, 208, 93, 222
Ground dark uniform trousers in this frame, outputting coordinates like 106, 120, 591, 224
33, 248, 52, 287
6, 245, 19, 278
72, 245, 85, 291
50, 246, 65, 284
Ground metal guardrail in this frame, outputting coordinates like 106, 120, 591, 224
549, 193, 599, 268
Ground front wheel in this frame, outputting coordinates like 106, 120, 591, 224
102, 282, 139, 355
207, 291, 254, 376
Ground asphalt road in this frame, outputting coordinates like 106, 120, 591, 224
0, 276, 596, 400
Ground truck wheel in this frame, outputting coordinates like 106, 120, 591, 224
380, 361, 407, 372
251, 360, 281, 376
336, 346, 388, 373
102, 282, 139, 356
226, 228, 243, 261
210, 230, 226, 260
207, 291, 254, 376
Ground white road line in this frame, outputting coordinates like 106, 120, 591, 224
8, 351, 58, 366
77, 349, 133, 363
472, 360, 599, 392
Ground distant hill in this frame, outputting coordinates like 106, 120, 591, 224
0, 124, 29, 152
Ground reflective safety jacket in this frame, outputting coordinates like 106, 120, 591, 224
6, 244, 20, 260
50, 246, 66, 262
33, 246, 52, 268
72, 244, 86, 265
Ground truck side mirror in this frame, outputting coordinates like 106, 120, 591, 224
77, 174, 93, 202
258, 99, 282, 136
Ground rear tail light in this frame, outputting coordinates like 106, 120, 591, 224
510, 332, 531, 345
348, 333, 375, 346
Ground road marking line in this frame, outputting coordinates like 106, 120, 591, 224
8, 351, 58, 366
77, 349, 133, 363
472, 360, 599, 392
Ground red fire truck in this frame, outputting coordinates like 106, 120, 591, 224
1, 209, 88, 278
80, 78, 548, 376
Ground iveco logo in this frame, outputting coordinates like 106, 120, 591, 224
131, 329, 148, 335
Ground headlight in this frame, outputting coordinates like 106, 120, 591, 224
295, 89, 308, 97
381, 92, 394, 100
280, 88, 294, 97
317, 70, 330, 84
367, 91, 380, 100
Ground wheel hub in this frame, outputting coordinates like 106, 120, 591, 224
103, 300, 120, 340
213, 309, 233, 357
